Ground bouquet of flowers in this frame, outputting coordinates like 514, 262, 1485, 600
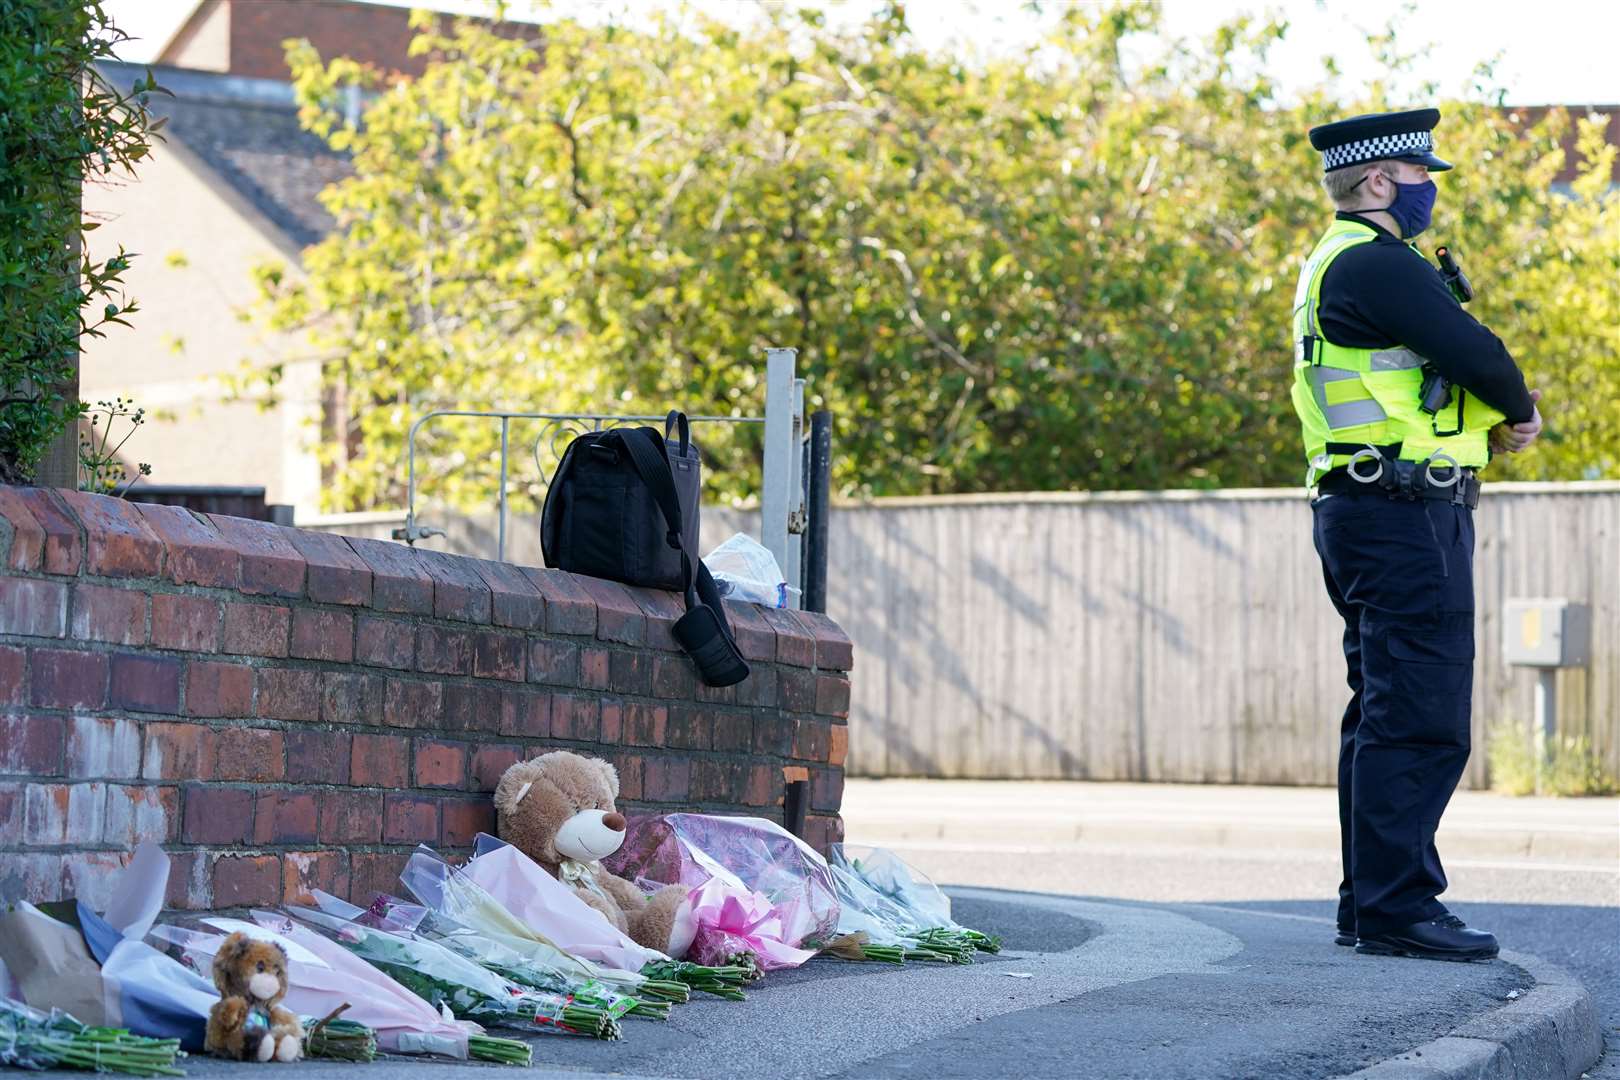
607, 814, 838, 971
464, 836, 755, 998
148, 915, 529, 1064
286, 894, 622, 1040
825, 846, 1001, 963
301, 1008, 376, 1061
0, 997, 183, 1077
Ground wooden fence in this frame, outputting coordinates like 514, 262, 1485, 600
301, 483, 1619, 788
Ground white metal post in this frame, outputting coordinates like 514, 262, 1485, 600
1533, 668, 1557, 794
761, 348, 797, 579
782, 376, 806, 607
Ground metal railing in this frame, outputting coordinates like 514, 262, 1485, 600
391, 347, 810, 605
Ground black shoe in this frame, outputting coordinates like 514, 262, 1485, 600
1355, 917, 1499, 962
1334, 928, 1356, 947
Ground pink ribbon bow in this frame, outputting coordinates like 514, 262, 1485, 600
685, 878, 818, 971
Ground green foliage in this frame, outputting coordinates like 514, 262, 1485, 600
0, 0, 167, 484
257, 4, 1618, 511
1486, 722, 1617, 797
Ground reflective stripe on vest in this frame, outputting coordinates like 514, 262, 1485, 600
1289, 219, 1504, 484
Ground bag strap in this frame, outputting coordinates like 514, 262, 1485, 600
607, 426, 737, 638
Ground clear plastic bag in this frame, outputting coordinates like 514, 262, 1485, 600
706, 533, 800, 608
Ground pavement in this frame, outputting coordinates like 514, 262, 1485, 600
172, 780, 1614, 1079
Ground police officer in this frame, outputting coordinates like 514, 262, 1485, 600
1292, 108, 1543, 962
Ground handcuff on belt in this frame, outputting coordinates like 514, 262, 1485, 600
1314, 447, 1479, 507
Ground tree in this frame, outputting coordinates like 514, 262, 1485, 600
255, 3, 1617, 511
0, 0, 166, 485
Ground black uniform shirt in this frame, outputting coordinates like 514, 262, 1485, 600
1317, 212, 1535, 423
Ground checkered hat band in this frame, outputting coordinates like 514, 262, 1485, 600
1321, 130, 1433, 170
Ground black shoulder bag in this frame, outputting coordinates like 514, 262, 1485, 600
541, 412, 749, 687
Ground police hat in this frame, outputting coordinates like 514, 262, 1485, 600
1307, 108, 1453, 173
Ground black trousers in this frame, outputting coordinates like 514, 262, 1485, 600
1311, 493, 1476, 936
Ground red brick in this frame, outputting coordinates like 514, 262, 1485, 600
0, 487, 46, 570
24, 782, 106, 844
798, 611, 855, 672
253, 788, 319, 844
577, 577, 645, 645
804, 813, 845, 855
214, 855, 283, 907
521, 567, 595, 636
214, 727, 284, 781
816, 674, 851, 718
599, 698, 623, 743
345, 536, 432, 615
0, 781, 21, 836
290, 608, 354, 662
608, 650, 652, 695
283, 528, 371, 606
103, 784, 179, 845
612, 752, 644, 800
413, 739, 466, 789
384, 793, 440, 843
499, 688, 549, 738
57, 490, 164, 578
65, 716, 140, 777
469, 743, 521, 791
793, 717, 833, 762
384, 677, 441, 728
753, 714, 796, 757
440, 682, 499, 733
142, 722, 216, 780
134, 502, 239, 588
760, 607, 818, 667
743, 763, 777, 807
665, 705, 711, 750
256, 667, 320, 721
624, 702, 667, 746
811, 767, 844, 811
356, 615, 414, 669
527, 639, 580, 686
736, 666, 778, 708
10, 489, 81, 575
222, 602, 290, 657
320, 671, 384, 725
29, 648, 108, 709
550, 693, 599, 741
418, 549, 492, 623
829, 723, 849, 767
473, 631, 525, 681
347, 851, 408, 907
780, 668, 818, 714
625, 586, 683, 652
0, 577, 67, 637
150, 594, 221, 652
182, 784, 254, 843
694, 677, 736, 705
109, 653, 182, 713
642, 756, 690, 801
69, 584, 146, 645
691, 759, 746, 803
351, 732, 409, 788
60, 851, 128, 910
579, 647, 610, 690
0, 645, 23, 705
722, 601, 776, 662
282, 850, 349, 906
440, 797, 495, 847
284, 729, 351, 784
208, 514, 306, 598
183, 660, 254, 718
165, 849, 212, 909
712, 711, 753, 752
319, 789, 382, 843
651, 655, 696, 700
416, 624, 472, 675
470, 558, 546, 630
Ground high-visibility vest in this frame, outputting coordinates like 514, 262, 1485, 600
1290, 218, 1502, 484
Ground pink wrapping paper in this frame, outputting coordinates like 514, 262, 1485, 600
684, 878, 817, 969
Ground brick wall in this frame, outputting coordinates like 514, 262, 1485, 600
0, 485, 850, 912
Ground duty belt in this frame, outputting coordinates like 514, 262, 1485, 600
1314, 448, 1480, 509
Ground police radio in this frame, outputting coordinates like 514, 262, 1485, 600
1419, 246, 1473, 416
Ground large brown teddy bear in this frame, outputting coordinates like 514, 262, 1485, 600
205, 932, 303, 1062
495, 750, 695, 958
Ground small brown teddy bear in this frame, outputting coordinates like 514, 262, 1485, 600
495, 750, 695, 958
205, 931, 303, 1063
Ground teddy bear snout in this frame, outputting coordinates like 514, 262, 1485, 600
248, 972, 280, 1001
603, 812, 626, 832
